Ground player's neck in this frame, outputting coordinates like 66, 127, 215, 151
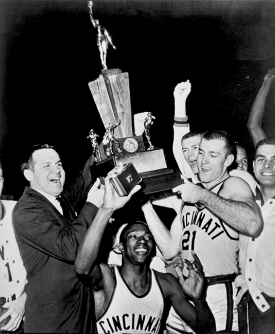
201, 171, 229, 190
120, 263, 151, 295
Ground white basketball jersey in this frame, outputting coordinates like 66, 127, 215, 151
96, 266, 164, 334
180, 180, 239, 276
0, 200, 26, 298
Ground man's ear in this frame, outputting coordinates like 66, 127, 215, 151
23, 169, 33, 182
118, 243, 124, 253
253, 161, 255, 174
225, 154, 234, 167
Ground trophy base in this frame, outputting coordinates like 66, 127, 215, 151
115, 148, 167, 174
141, 170, 183, 194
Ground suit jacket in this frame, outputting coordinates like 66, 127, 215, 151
13, 155, 99, 333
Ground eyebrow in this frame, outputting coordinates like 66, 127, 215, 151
182, 144, 199, 149
255, 154, 275, 159
40, 159, 62, 165
199, 148, 220, 154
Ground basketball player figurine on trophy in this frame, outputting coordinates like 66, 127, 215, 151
144, 112, 156, 151
88, 1, 116, 70
102, 121, 123, 157
87, 129, 101, 162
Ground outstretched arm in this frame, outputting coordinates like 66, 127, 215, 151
173, 176, 263, 237
247, 68, 275, 147
75, 169, 141, 277
142, 201, 182, 260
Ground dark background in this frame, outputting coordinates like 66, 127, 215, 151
1, 0, 275, 199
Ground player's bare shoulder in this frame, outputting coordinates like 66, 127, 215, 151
221, 174, 254, 200
154, 270, 180, 297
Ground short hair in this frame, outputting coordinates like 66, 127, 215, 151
21, 144, 55, 172
255, 138, 275, 157
201, 130, 236, 158
119, 221, 151, 244
236, 144, 247, 155
181, 131, 202, 144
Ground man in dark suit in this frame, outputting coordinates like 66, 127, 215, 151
12, 143, 140, 333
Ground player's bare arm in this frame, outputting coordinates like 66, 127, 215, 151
173, 177, 263, 237
157, 263, 215, 334
75, 169, 140, 276
174, 80, 192, 118
142, 201, 181, 260
92, 263, 115, 320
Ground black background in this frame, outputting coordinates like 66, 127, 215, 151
1, 0, 275, 199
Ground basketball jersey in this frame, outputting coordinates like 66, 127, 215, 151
96, 266, 165, 334
0, 200, 27, 298
180, 180, 239, 276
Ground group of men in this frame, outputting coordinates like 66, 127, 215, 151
0, 143, 215, 334
146, 71, 275, 334
0, 69, 274, 334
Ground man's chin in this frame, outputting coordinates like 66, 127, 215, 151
52, 185, 63, 196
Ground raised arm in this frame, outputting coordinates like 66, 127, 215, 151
173, 176, 263, 237
173, 81, 194, 176
75, 171, 141, 277
247, 68, 275, 147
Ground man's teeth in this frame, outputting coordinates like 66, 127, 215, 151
135, 248, 147, 254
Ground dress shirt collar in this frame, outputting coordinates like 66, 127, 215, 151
254, 186, 275, 206
30, 187, 59, 206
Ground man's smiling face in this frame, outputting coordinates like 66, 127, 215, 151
27, 148, 65, 197
197, 138, 232, 188
253, 144, 275, 188
122, 223, 155, 265
181, 135, 201, 174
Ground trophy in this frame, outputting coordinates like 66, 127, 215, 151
87, 2, 182, 193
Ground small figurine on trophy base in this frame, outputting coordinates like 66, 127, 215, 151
103, 121, 123, 157
87, 129, 101, 162
144, 112, 156, 151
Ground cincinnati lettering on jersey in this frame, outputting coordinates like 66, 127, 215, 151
98, 313, 161, 334
182, 206, 224, 240
0, 245, 4, 260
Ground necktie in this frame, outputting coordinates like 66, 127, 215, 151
56, 196, 71, 219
